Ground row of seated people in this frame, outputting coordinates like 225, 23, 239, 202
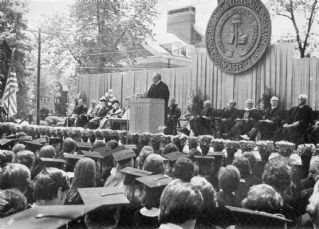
1, 133, 319, 228
66, 95, 130, 129
189, 94, 318, 145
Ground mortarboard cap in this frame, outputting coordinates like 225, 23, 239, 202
120, 167, 152, 185
135, 174, 173, 189
23, 141, 43, 152
162, 151, 185, 162
48, 137, 63, 145
112, 147, 136, 162
5, 134, 18, 139
63, 153, 84, 161
80, 150, 104, 160
226, 206, 292, 227
78, 187, 130, 206
0, 205, 99, 229
18, 135, 32, 143
32, 138, 48, 146
0, 138, 16, 149
95, 147, 114, 159
75, 141, 92, 151
40, 157, 66, 170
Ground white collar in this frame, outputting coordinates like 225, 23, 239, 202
159, 223, 183, 229
155, 80, 161, 85
244, 107, 255, 111
140, 207, 159, 217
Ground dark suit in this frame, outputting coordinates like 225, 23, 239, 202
221, 107, 239, 134
165, 104, 181, 135
229, 108, 262, 140
147, 81, 169, 124
284, 105, 313, 144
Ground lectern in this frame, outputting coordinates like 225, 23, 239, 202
129, 98, 165, 133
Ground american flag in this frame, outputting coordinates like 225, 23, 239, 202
3, 72, 19, 118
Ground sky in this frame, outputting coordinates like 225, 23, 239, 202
26, 0, 297, 44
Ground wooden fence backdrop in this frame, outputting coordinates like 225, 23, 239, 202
78, 43, 319, 112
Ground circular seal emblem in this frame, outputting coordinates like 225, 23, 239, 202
206, 0, 271, 74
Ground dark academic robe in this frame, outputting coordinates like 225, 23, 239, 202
147, 81, 170, 123
258, 106, 283, 140
284, 105, 313, 144
288, 105, 313, 132
73, 104, 86, 115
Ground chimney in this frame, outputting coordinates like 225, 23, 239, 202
167, 6, 196, 45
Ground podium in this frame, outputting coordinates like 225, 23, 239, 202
129, 98, 165, 133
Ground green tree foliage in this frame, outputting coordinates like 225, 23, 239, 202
39, 1, 157, 104
263, 0, 319, 58
0, 1, 33, 118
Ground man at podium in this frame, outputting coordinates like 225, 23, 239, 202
147, 72, 170, 124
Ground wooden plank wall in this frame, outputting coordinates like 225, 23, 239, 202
78, 43, 319, 112
78, 68, 192, 112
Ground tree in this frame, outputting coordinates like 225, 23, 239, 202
0, 1, 33, 117
264, 0, 319, 58
38, 1, 157, 105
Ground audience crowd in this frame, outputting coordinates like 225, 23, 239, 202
0, 128, 319, 229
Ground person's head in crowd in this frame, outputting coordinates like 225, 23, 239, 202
218, 165, 240, 194
152, 72, 161, 84
262, 156, 292, 194
168, 97, 176, 106
85, 207, 120, 229
0, 163, 31, 194
93, 139, 106, 150
163, 143, 179, 155
242, 184, 283, 214
99, 97, 107, 108
72, 157, 96, 188
90, 100, 97, 108
270, 96, 279, 109
62, 138, 76, 153
298, 94, 308, 106
159, 179, 203, 229
307, 180, 319, 228
112, 100, 120, 110
66, 158, 96, 205
190, 176, 217, 210
143, 154, 164, 174
12, 143, 26, 154
39, 145, 56, 158
0, 189, 27, 218
0, 150, 15, 168
242, 151, 257, 174
229, 99, 236, 109
232, 156, 251, 179
77, 98, 83, 106
245, 99, 254, 109
203, 100, 212, 110
106, 140, 119, 150
15, 150, 35, 170
137, 146, 153, 170
33, 167, 70, 206
308, 156, 319, 182
173, 157, 194, 182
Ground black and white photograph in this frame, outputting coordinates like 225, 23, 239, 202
0, 0, 319, 228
